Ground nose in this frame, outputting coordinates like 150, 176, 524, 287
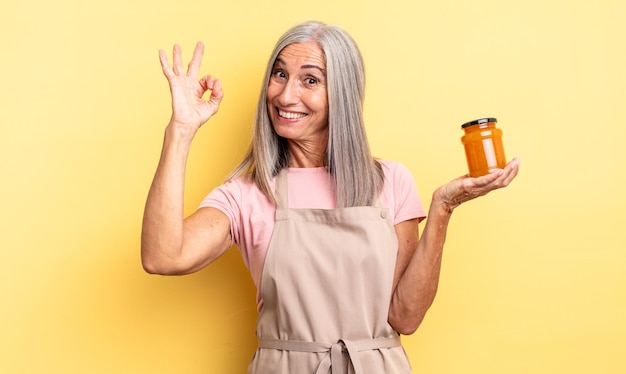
276, 78, 300, 106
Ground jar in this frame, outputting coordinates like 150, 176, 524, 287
461, 118, 506, 177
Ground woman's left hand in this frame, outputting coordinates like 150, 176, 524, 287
433, 158, 520, 213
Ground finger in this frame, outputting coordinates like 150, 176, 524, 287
172, 44, 184, 75
187, 41, 204, 78
485, 158, 519, 190
210, 78, 224, 103
199, 75, 217, 93
500, 158, 520, 186
472, 169, 501, 187
199, 76, 225, 104
158, 49, 174, 79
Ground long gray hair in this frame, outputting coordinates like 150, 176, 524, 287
228, 21, 383, 208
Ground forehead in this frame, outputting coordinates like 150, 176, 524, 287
275, 41, 326, 69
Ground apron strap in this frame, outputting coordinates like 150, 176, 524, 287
275, 168, 289, 209
258, 336, 401, 374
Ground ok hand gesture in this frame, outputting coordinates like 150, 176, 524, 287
159, 42, 223, 134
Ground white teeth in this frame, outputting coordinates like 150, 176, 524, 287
278, 109, 306, 119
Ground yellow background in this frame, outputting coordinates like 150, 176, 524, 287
1, 0, 624, 372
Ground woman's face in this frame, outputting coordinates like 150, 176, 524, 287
267, 41, 329, 145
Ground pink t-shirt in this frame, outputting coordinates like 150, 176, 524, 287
199, 160, 426, 309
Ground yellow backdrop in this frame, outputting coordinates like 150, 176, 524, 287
1, 0, 624, 372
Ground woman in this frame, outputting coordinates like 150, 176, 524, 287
141, 21, 519, 373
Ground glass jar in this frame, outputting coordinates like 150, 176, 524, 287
461, 118, 506, 177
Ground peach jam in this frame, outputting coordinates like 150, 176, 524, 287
461, 118, 506, 177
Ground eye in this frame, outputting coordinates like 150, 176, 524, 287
272, 69, 287, 80
304, 77, 320, 87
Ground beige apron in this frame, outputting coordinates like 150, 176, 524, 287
247, 170, 412, 374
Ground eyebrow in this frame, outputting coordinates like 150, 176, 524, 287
274, 57, 326, 74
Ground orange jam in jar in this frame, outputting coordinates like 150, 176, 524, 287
461, 118, 506, 177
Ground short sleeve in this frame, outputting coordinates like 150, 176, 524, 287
197, 176, 277, 278
380, 160, 426, 225
198, 179, 243, 248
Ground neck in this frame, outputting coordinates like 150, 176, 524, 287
287, 140, 327, 168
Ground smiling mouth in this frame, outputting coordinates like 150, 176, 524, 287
278, 109, 307, 120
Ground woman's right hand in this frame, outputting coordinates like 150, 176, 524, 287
159, 42, 224, 134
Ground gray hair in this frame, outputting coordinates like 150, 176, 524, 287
228, 21, 383, 208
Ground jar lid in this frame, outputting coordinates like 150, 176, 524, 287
461, 117, 497, 128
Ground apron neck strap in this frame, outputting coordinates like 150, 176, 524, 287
275, 168, 289, 209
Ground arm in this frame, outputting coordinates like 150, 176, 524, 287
388, 158, 520, 334
141, 42, 231, 275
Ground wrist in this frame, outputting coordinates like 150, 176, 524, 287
430, 197, 455, 217
164, 122, 197, 145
